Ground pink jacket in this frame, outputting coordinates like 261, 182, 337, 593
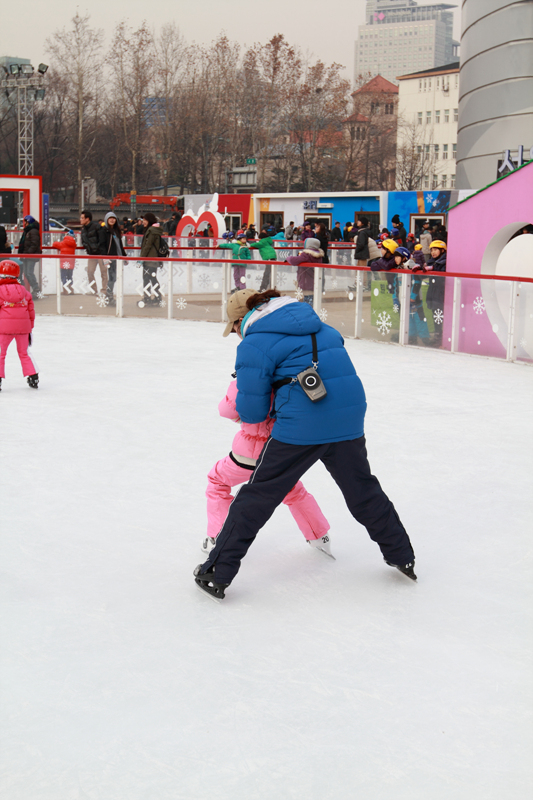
0, 279, 35, 334
219, 380, 272, 465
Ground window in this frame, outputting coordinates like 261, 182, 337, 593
455, 74, 459, 88
444, 109, 449, 123
451, 174, 456, 188
432, 174, 438, 189
435, 110, 440, 123
453, 108, 458, 122
424, 176, 430, 189
419, 80, 422, 91
434, 145, 439, 159
441, 175, 447, 188
436, 78, 440, 88
426, 111, 432, 124
417, 145, 422, 154
385, 103, 394, 114
452, 143, 457, 159
443, 144, 448, 159
417, 112, 423, 125
425, 144, 430, 154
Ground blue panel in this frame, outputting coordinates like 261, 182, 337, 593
320, 196, 381, 224
423, 191, 452, 213
387, 192, 419, 230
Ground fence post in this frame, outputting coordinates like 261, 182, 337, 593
116, 260, 124, 317
354, 267, 363, 338
450, 277, 461, 353
221, 258, 229, 323
398, 272, 411, 346
313, 265, 322, 315
506, 281, 519, 362
56, 257, 61, 315
167, 258, 173, 321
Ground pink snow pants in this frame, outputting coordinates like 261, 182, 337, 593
206, 454, 329, 540
0, 333, 37, 378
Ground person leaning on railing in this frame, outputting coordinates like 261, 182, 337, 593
102, 212, 127, 307
17, 215, 41, 299
425, 240, 447, 347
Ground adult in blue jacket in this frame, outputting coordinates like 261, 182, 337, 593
194, 289, 416, 599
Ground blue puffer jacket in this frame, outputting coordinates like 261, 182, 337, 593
234, 298, 367, 445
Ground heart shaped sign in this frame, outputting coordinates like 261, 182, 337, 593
175, 193, 227, 239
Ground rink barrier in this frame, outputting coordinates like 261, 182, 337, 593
11, 253, 533, 364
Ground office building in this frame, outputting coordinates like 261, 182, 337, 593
396, 61, 459, 190
354, 0, 458, 85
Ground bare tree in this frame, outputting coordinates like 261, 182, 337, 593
46, 13, 103, 210
395, 119, 438, 190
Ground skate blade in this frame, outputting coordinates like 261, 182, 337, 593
316, 547, 336, 560
195, 582, 224, 603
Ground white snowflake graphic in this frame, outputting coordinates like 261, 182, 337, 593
175, 297, 188, 310
35, 291, 45, 300
198, 273, 211, 288
295, 287, 304, 301
376, 311, 392, 336
158, 299, 167, 308
332, 279, 338, 290
473, 296, 485, 315
520, 338, 527, 349
433, 308, 444, 325
96, 294, 109, 308
393, 302, 400, 314
318, 308, 328, 321
426, 193, 434, 205
276, 271, 287, 287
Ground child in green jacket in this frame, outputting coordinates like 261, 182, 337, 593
218, 232, 251, 292
249, 231, 277, 291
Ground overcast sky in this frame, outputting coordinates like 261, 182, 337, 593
4, 0, 461, 83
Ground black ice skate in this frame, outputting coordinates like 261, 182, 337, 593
27, 374, 39, 389
385, 560, 417, 581
194, 565, 229, 601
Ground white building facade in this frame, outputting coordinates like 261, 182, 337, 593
396, 62, 459, 190
354, 0, 458, 86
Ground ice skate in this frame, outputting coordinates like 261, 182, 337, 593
385, 560, 417, 581
0, 377, 2, 391
201, 536, 216, 555
308, 534, 335, 559
194, 565, 229, 602
27, 374, 39, 389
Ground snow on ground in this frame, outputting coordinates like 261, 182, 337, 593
1, 315, 532, 800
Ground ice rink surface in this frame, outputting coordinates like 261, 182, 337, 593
1, 315, 532, 800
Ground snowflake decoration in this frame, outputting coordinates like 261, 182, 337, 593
255, 273, 263, 285
35, 291, 45, 300
332, 279, 338, 290
198, 273, 211, 288
42, 275, 49, 288
319, 308, 328, 321
159, 299, 167, 308
520, 338, 527, 349
393, 302, 400, 314
175, 297, 187, 310
425, 193, 434, 205
433, 308, 444, 325
473, 296, 485, 315
376, 311, 392, 336
276, 272, 287, 287
96, 294, 109, 308
295, 287, 304, 301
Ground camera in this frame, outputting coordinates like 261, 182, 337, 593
297, 367, 327, 403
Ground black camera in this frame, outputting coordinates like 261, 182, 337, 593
297, 367, 327, 402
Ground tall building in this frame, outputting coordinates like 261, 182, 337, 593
456, 0, 533, 189
395, 62, 459, 190
354, 0, 458, 86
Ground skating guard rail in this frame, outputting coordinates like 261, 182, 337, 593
11, 251, 533, 364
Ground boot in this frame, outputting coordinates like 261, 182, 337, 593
27, 374, 39, 389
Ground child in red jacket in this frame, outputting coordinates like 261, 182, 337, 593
52, 230, 77, 294
0, 260, 39, 389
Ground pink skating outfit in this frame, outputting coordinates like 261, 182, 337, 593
206, 380, 329, 540
0, 279, 37, 379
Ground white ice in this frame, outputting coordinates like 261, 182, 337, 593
1, 316, 532, 800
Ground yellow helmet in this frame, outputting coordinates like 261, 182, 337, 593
430, 240, 447, 251
414, 243, 422, 251
381, 239, 398, 254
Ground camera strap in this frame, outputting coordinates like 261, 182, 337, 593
272, 333, 319, 391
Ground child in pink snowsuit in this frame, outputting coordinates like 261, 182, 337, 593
0, 260, 39, 390
204, 378, 333, 556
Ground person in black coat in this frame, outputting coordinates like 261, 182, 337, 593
391, 215, 407, 247
353, 216, 371, 265
80, 210, 107, 296
102, 212, 127, 306
330, 221, 342, 242
0, 226, 12, 254
18, 215, 41, 297
426, 240, 447, 347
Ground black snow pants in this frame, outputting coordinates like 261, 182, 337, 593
201, 435, 415, 585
